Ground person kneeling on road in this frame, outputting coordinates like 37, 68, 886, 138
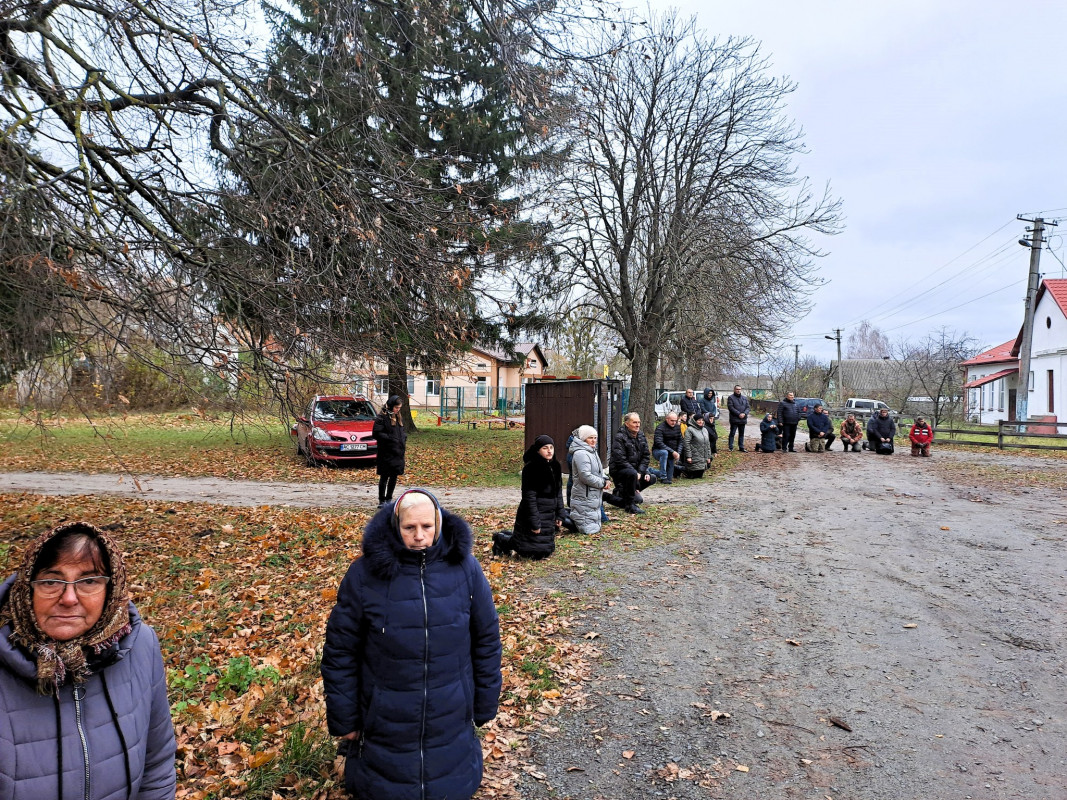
681, 412, 713, 477
755, 413, 779, 452
866, 408, 897, 455
652, 412, 683, 484
493, 435, 565, 559
804, 403, 835, 452
840, 413, 864, 452
909, 417, 934, 457
609, 412, 657, 514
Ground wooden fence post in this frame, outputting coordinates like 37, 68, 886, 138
997, 421, 1004, 450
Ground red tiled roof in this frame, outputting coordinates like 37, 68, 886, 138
963, 367, 1018, 389
1037, 278, 1067, 319
961, 336, 1019, 366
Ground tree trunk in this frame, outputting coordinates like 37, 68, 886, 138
629, 342, 660, 441
387, 352, 417, 432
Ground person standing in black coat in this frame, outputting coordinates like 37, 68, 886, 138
372, 395, 408, 505
493, 435, 564, 559
726, 385, 751, 451
609, 412, 657, 514
776, 391, 801, 453
322, 490, 502, 800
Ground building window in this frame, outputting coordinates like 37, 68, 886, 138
426, 376, 441, 396
406, 375, 415, 395
998, 379, 1005, 412
1029, 371, 1035, 391
375, 375, 388, 395
475, 377, 488, 399
1049, 369, 1055, 414
352, 378, 367, 396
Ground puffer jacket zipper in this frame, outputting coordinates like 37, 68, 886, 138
419, 555, 429, 800
73, 685, 91, 800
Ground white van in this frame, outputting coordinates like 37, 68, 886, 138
654, 390, 686, 419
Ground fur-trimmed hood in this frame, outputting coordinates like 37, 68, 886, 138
361, 496, 473, 580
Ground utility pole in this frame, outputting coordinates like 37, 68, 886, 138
825, 329, 844, 405
793, 345, 800, 391
1016, 216, 1057, 420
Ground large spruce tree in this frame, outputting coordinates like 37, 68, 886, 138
251, 0, 560, 426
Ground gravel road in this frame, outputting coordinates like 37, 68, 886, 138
517, 446, 1067, 800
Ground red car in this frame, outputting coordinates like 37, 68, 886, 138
292, 395, 379, 466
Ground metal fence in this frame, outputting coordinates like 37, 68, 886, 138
438, 386, 525, 421
937, 420, 1067, 451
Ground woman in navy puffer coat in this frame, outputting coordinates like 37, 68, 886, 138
0, 523, 176, 800
322, 490, 502, 800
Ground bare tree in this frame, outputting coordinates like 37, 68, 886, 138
847, 320, 892, 358
554, 11, 839, 427
894, 328, 978, 426
767, 353, 829, 400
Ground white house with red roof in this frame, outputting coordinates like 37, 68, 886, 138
961, 278, 1067, 424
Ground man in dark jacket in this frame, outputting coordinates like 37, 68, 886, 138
805, 404, 835, 452
776, 391, 801, 452
609, 412, 657, 514
652, 412, 683, 484
726, 385, 751, 451
679, 389, 701, 419
867, 408, 897, 454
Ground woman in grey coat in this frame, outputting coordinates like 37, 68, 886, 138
0, 522, 176, 800
568, 426, 613, 534
682, 413, 714, 478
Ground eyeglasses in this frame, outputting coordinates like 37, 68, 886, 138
31, 576, 111, 598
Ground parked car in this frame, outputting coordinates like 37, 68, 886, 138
831, 397, 900, 420
292, 395, 378, 466
794, 397, 825, 417
655, 390, 686, 419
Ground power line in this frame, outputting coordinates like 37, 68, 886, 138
879, 279, 1021, 334
838, 219, 1016, 328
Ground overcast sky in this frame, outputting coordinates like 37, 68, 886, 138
658, 0, 1067, 363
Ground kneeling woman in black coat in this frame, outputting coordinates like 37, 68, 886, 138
493, 434, 563, 559
322, 490, 502, 800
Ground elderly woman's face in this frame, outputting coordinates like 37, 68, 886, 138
399, 501, 437, 550
32, 549, 107, 641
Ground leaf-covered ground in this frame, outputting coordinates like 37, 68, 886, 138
0, 493, 690, 799
0, 412, 523, 487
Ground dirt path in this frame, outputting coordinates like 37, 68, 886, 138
517, 447, 1067, 800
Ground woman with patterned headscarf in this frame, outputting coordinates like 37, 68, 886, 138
0, 522, 176, 799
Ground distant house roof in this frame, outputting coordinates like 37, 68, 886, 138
829, 359, 908, 398
471, 342, 546, 366
961, 337, 1020, 367
963, 367, 1019, 389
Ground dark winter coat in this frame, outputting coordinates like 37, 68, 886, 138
726, 393, 750, 423
679, 395, 701, 418
807, 410, 832, 437
372, 410, 408, 476
777, 397, 801, 426
698, 389, 718, 416
609, 426, 651, 475
759, 417, 779, 451
322, 502, 502, 800
869, 414, 897, 440
0, 576, 176, 800
652, 420, 683, 455
511, 444, 565, 558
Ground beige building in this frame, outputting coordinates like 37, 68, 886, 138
348, 343, 548, 413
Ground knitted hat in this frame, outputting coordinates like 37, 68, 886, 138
576, 425, 597, 441
533, 434, 554, 449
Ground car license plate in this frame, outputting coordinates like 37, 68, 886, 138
340, 443, 367, 452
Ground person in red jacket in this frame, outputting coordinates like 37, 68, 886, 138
909, 417, 934, 457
